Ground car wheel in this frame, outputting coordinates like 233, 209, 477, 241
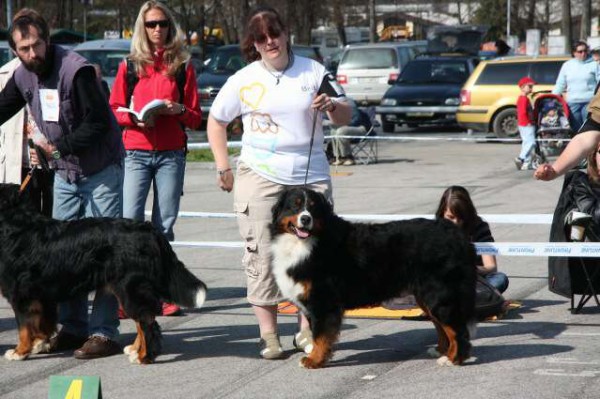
382, 120, 395, 133
492, 108, 518, 138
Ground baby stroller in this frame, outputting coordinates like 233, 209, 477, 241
530, 93, 572, 166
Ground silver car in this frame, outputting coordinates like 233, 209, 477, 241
335, 42, 419, 105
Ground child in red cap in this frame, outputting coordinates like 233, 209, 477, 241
515, 77, 536, 170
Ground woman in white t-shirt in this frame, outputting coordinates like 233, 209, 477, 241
207, 5, 351, 360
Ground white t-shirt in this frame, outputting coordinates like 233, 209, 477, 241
210, 55, 344, 185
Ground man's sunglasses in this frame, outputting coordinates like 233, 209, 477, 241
145, 20, 169, 29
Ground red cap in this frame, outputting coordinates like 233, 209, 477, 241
518, 77, 536, 87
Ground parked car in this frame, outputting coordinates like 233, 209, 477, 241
457, 55, 570, 137
335, 42, 419, 105
197, 44, 323, 119
73, 39, 131, 89
376, 55, 479, 132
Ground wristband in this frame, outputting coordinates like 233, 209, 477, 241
218, 168, 232, 176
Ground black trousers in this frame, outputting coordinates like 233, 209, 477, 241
21, 167, 54, 217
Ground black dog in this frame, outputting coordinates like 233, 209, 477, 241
0, 183, 207, 364
270, 187, 477, 369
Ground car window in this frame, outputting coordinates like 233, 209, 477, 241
398, 48, 413, 68
398, 60, 469, 84
340, 48, 397, 69
205, 48, 246, 73
292, 46, 321, 62
530, 61, 564, 85
75, 50, 129, 78
476, 63, 529, 85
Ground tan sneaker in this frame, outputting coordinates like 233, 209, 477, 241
259, 332, 284, 360
293, 329, 313, 354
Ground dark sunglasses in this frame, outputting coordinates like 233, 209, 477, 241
145, 20, 169, 29
575, 49, 588, 54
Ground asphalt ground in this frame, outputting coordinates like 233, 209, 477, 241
2, 129, 600, 398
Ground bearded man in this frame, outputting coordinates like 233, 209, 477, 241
0, 8, 125, 360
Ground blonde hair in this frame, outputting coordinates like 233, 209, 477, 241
129, 1, 189, 77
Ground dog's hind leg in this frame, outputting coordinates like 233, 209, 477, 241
128, 320, 162, 365
417, 300, 449, 358
435, 322, 471, 366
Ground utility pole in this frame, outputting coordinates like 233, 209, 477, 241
580, 0, 591, 41
561, 0, 572, 50
506, 0, 511, 37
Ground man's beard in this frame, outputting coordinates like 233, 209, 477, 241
21, 56, 47, 75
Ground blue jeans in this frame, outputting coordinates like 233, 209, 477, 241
53, 162, 123, 339
123, 149, 186, 241
485, 272, 509, 294
518, 125, 535, 162
568, 102, 589, 133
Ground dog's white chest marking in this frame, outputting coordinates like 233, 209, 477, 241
271, 234, 313, 301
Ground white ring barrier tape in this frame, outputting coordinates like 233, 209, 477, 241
148, 211, 554, 224
187, 137, 568, 150
170, 240, 600, 258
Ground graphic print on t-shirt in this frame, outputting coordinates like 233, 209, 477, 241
239, 82, 266, 109
250, 112, 278, 134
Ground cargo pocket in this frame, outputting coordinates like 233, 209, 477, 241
242, 242, 260, 278
234, 201, 259, 278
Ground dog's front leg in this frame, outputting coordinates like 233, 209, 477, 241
300, 308, 342, 369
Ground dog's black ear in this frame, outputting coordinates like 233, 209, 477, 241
272, 189, 291, 223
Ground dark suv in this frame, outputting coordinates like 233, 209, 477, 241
376, 55, 479, 132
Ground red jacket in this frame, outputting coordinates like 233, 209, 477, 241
110, 50, 201, 151
517, 94, 534, 127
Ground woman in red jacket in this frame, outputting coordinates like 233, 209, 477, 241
110, 0, 201, 315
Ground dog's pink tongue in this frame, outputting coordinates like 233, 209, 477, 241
296, 229, 310, 238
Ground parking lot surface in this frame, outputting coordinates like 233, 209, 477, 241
2, 131, 600, 399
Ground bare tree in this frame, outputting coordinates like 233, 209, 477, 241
332, 0, 347, 46
369, 0, 376, 43
561, 0, 572, 49
580, 0, 591, 41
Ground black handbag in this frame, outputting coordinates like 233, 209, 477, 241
475, 275, 506, 320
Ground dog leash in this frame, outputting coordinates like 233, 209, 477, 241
303, 109, 318, 186
19, 139, 50, 195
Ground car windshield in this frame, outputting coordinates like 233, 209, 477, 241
75, 49, 129, 78
397, 60, 468, 84
205, 48, 247, 73
340, 48, 398, 69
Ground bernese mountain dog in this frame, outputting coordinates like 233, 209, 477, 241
270, 187, 477, 369
0, 183, 207, 364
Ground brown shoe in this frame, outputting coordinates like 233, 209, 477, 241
73, 336, 121, 360
49, 330, 88, 352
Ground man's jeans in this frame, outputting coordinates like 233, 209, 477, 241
568, 102, 589, 133
123, 149, 186, 241
53, 162, 123, 339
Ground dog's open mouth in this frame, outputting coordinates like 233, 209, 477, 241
290, 224, 311, 239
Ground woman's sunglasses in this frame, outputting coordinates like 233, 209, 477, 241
575, 49, 588, 54
145, 20, 169, 29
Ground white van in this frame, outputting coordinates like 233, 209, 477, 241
335, 42, 419, 105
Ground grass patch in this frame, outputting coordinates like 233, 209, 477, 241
186, 147, 240, 162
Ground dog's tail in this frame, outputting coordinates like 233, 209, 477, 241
158, 234, 207, 309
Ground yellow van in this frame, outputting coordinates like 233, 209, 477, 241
457, 55, 570, 137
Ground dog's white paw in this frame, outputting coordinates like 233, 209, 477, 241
123, 345, 135, 355
436, 355, 455, 367
128, 353, 140, 364
426, 347, 441, 358
31, 339, 50, 354
4, 349, 27, 361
